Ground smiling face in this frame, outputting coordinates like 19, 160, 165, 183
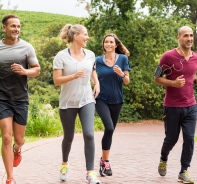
103, 36, 117, 53
177, 26, 193, 50
74, 26, 89, 47
2, 17, 20, 42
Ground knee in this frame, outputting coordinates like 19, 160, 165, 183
105, 127, 114, 135
165, 137, 178, 146
184, 135, 194, 143
14, 137, 25, 147
2, 133, 12, 146
63, 135, 74, 145
84, 132, 94, 141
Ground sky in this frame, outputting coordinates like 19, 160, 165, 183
0, 0, 90, 17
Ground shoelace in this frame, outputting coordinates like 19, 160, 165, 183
160, 162, 166, 170
14, 151, 21, 159
104, 161, 111, 170
183, 171, 191, 178
60, 165, 68, 174
88, 171, 97, 179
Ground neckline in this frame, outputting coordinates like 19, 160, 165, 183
103, 53, 119, 67
175, 48, 193, 61
2, 38, 20, 45
67, 48, 86, 62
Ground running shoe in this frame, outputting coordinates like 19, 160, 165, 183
6, 178, 16, 184
60, 164, 69, 181
85, 171, 101, 184
13, 144, 22, 167
158, 159, 167, 176
99, 158, 112, 176
178, 170, 194, 184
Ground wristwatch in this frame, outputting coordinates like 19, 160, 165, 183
121, 73, 126, 78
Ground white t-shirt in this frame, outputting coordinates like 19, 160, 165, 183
53, 48, 96, 109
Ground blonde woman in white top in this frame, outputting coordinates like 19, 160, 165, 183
53, 24, 100, 184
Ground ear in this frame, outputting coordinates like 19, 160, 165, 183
2, 25, 6, 32
176, 35, 180, 42
73, 33, 78, 41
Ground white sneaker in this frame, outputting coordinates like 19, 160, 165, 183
85, 171, 101, 184
60, 164, 69, 181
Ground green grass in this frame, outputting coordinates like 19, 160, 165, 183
0, 9, 83, 41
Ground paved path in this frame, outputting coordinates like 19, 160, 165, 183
0, 120, 197, 184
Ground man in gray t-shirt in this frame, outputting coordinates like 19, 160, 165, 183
0, 14, 40, 184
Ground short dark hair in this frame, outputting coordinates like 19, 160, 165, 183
2, 14, 19, 25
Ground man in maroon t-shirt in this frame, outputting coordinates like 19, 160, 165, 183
154, 26, 197, 183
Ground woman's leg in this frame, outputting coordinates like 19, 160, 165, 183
96, 100, 122, 152
79, 103, 95, 171
59, 108, 78, 163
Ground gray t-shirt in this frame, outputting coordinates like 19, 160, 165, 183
0, 39, 39, 101
53, 48, 96, 109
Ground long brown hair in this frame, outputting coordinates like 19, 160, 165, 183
102, 33, 130, 57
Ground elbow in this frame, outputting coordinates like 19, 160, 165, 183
34, 65, 41, 77
124, 79, 130, 85
53, 79, 59, 86
36, 70, 41, 77
53, 81, 60, 87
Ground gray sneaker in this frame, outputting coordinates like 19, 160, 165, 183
85, 171, 101, 184
178, 170, 194, 184
60, 164, 69, 181
158, 160, 167, 176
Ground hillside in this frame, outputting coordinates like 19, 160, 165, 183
0, 9, 83, 40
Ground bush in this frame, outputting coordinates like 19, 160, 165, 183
26, 97, 104, 136
26, 100, 62, 136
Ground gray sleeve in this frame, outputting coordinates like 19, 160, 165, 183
27, 44, 39, 66
53, 52, 64, 69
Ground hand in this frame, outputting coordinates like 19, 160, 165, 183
93, 83, 100, 99
74, 69, 86, 79
11, 63, 26, 75
173, 75, 185, 88
113, 65, 124, 77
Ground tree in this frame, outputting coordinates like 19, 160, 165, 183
81, 0, 191, 120
141, 0, 197, 50
0, 0, 3, 9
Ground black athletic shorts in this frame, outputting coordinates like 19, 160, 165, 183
0, 100, 29, 126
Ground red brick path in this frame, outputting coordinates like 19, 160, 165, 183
0, 120, 197, 184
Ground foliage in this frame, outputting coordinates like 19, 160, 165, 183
88, 0, 136, 19
27, 97, 104, 136
84, 3, 191, 120
28, 79, 60, 108
119, 103, 141, 122
26, 99, 62, 136
37, 37, 66, 84
0, 9, 82, 41
140, 0, 197, 50
1, 6, 196, 125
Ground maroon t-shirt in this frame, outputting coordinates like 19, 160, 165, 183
159, 48, 197, 107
